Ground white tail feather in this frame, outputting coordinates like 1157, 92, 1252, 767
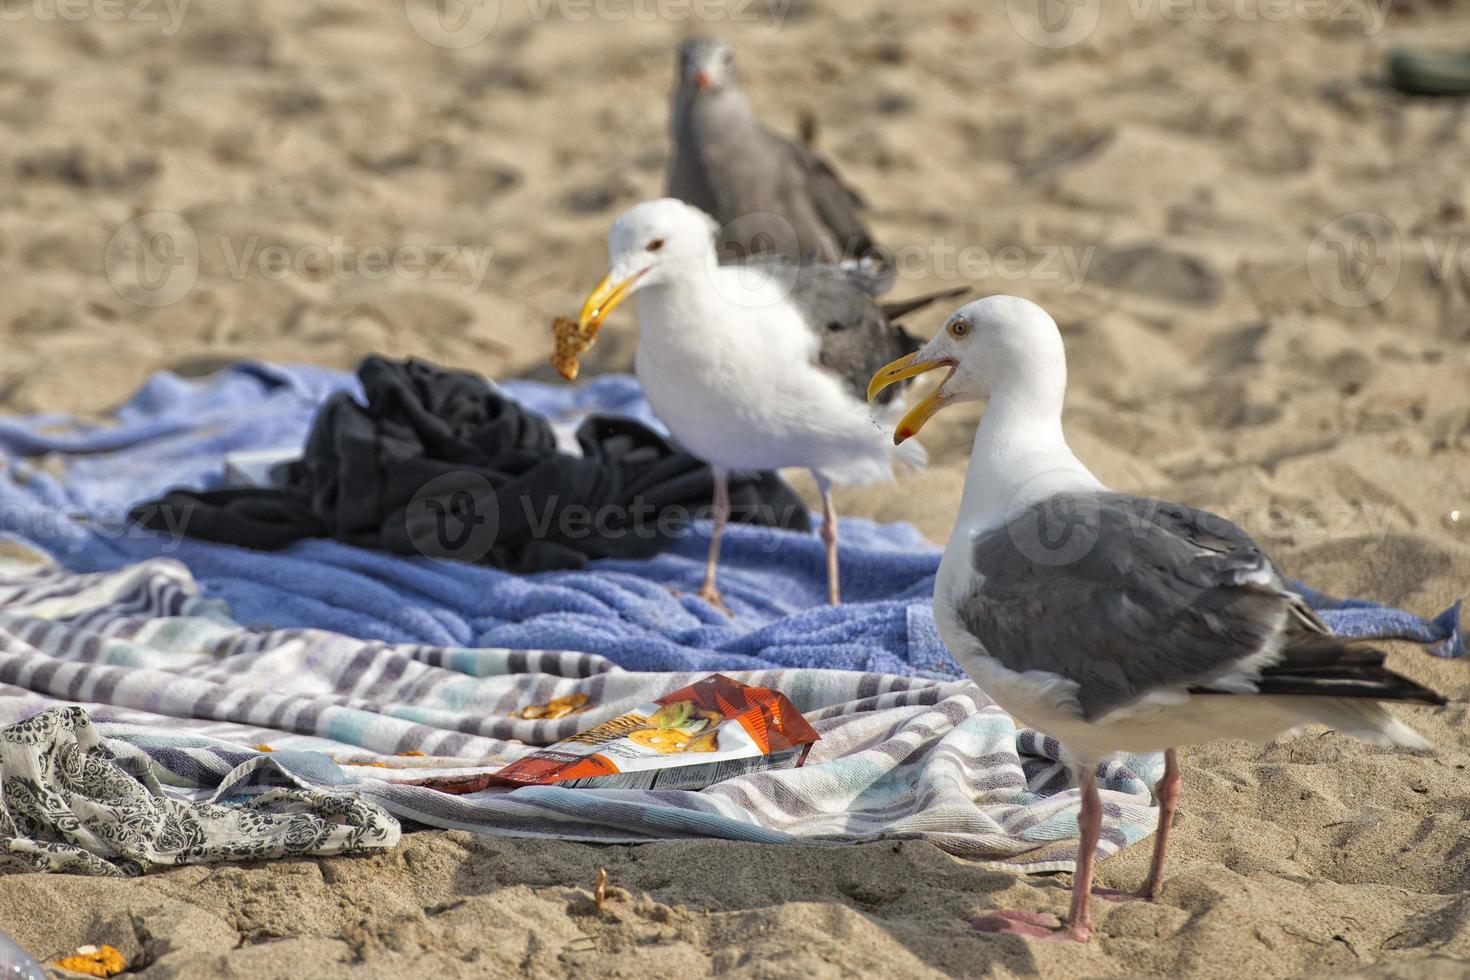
1305, 699, 1433, 750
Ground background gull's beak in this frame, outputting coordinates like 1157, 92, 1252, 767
867, 352, 956, 445
577, 270, 645, 335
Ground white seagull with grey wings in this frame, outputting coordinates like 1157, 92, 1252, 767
868, 295, 1448, 943
577, 198, 957, 610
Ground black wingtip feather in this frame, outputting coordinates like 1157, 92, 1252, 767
878, 286, 970, 323
1244, 676, 1448, 705
1196, 643, 1450, 706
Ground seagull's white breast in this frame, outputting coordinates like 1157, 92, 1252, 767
631, 267, 903, 482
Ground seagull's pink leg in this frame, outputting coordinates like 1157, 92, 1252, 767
1142, 747, 1181, 899
1093, 752, 1181, 905
696, 467, 731, 615
1062, 769, 1102, 940
1095, 746, 1180, 903
974, 768, 1101, 942
819, 482, 841, 606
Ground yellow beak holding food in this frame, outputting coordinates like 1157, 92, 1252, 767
578, 271, 644, 335
550, 271, 648, 383
867, 351, 955, 445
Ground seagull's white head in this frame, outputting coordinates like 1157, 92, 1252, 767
577, 199, 718, 333
677, 37, 737, 94
867, 295, 1067, 444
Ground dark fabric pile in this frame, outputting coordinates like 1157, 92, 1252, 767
132, 357, 809, 573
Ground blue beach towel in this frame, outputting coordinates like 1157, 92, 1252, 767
0, 362, 1460, 677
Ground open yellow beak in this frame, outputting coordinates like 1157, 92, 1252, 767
578, 270, 645, 335
867, 352, 955, 445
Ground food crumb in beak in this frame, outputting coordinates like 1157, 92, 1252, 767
551, 316, 597, 382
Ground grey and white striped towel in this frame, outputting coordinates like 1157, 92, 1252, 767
0, 554, 1162, 874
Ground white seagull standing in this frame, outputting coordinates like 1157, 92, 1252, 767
577, 199, 950, 610
868, 295, 1448, 942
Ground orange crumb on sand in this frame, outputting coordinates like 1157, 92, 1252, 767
52, 945, 126, 977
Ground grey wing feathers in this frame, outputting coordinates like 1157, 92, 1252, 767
957, 493, 1440, 720
780, 263, 920, 405
779, 136, 873, 256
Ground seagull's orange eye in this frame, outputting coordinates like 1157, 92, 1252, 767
948, 318, 971, 339
647, 238, 666, 253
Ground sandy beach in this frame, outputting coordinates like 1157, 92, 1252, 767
0, 0, 1468, 976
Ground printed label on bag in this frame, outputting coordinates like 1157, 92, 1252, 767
492, 674, 819, 789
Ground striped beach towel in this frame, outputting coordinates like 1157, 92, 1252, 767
0, 550, 1163, 874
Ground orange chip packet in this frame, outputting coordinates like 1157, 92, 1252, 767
412, 675, 819, 795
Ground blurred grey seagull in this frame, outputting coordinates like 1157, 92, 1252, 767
667, 38, 893, 294
868, 295, 1448, 943
576, 198, 959, 610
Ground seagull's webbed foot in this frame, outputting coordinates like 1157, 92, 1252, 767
974, 763, 1103, 943
1092, 884, 1159, 903
972, 910, 1090, 942
695, 584, 732, 617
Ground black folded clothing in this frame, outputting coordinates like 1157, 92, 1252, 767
132, 357, 810, 573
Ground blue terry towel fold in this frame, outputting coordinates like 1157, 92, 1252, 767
0, 362, 1461, 676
